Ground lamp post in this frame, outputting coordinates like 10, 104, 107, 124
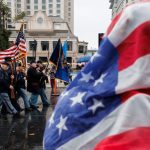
32, 39, 37, 61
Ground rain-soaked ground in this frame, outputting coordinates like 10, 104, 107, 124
0, 87, 64, 150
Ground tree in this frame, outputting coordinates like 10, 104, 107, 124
0, 29, 11, 50
0, 0, 9, 29
0, 0, 11, 50
14, 11, 26, 22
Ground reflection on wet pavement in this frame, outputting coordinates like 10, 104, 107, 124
0, 88, 63, 150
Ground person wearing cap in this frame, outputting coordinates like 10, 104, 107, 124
1, 57, 21, 115
27, 60, 50, 109
16, 64, 32, 111
0, 61, 19, 117
36, 60, 50, 106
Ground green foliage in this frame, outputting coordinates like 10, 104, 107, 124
14, 11, 26, 21
0, 0, 10, 29
0, 29, 11, 50
0, 0, 11, 50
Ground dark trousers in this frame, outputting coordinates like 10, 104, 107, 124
1, 93, 20, 115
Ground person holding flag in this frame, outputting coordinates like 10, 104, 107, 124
49, 39, 70, 95
0, 61, 19, 118
49, 39, 70, 83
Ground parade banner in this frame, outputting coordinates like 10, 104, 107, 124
49, 39, 61, 68
50, 39, 69, 83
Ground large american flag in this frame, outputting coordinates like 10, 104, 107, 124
0, 29, 26, 63
44, 1, 150, 150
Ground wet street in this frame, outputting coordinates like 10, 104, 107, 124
0, 86, 65, 150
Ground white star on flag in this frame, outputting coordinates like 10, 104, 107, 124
60, 87, 77, 100
79, 72, 94, 83
70, 92, 86, 107
91, 53, 101, 63
88, 98, 105, 114
56, 116, 68, 136
48, 112, 55, 128
94, 73, 107, 87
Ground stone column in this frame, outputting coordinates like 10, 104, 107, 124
37, 40, 41, 52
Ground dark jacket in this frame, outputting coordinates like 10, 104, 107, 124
16, 72, 26, 89
40, 72, 48, 89
0, 67, 10, 93
27, 67, 43, 93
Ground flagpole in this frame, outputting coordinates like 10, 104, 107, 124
22, 20, 27, 69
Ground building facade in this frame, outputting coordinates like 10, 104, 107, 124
9, 11, 86, 67
109, 0, 136, 18
4, 0, 74, 32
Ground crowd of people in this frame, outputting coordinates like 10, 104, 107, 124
0, 58, 60, 118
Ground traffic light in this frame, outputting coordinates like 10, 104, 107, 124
98, 33, 104, 47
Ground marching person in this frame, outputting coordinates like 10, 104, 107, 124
0, 61, 19, 118
27, 60, 50, 109
36, 60, 50, 106
49, 65, 57, 95
3, 57, 21, 112
16, 64, 32, 111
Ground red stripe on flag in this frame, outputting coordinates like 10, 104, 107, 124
106, 12, 122, 35
1, 45, 17, 51
120, 88, 150, 103
94, 127, 150, 150
118, 21, 150, 71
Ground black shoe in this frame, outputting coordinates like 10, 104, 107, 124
25, 107, 33, 111
43, 103, 50, 107
30, 105, 38, 110
51, 93, 59, 96
0, 114, 7, 120
13, 113, 20, 119
20, 108, 24, 112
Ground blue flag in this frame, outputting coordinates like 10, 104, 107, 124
63, 41, 68, 58
50, 39, 69, 83
49, 39, 61, 67
55, 42, 70, 83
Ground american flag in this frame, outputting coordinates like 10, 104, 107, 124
44, 1, 150, 150
16, 30, 26, 54
0, 45, 19, 63
0, 26, 26, 63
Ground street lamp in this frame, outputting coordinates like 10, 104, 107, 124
32, 39, 37, 61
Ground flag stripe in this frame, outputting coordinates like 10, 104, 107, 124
94, 127, 150, 150
0, 45, 19, 63
117, 21, 150, 71
116, 54, 150, 94
108, 2, 150, 47
57, 94, 150, 150
106, 12, 122, 36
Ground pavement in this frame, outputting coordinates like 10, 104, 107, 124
0, 84, 66, 150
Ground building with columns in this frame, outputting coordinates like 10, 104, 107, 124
4, 0, 74, 32
9, 11, 87, 66
109, 0, 136, 18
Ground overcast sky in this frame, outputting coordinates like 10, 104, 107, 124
74, 0, 112, 49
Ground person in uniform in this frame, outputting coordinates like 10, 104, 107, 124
0, 61, 19, 118
27, 60, 50, 109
